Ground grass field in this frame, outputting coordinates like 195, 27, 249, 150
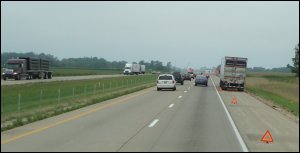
52, 67, 123, 76
246, 72, 299, 115
1, 74, 158, 131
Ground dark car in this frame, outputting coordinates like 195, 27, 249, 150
172, 72, 184, 85
195, 75, 208, 86
183, 74, 191, 81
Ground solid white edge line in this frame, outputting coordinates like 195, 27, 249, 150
210, 77, 249, 152
148, 119, 159, 127
169, 104, 174, 108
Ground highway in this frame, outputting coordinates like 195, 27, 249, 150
1, 76, 298, 152
1, 78, 243, 151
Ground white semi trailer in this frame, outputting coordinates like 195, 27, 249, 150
219, 56, 248, 91
123, 63, 145, 75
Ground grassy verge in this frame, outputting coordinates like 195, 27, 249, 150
1, 75, 158, 131
245, 72, 299, 116
246, 87, 299, 115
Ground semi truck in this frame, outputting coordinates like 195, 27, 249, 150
2, 57, 53, 80
123, 63, 146, 75
219, 56, 247, 91
140, 65, 146, 74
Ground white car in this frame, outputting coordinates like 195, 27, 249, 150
157, 74, 176, 91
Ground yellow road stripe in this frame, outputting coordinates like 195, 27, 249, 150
1, 89, 150, 145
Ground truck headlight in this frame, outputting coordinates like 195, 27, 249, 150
13, 72, 18, 75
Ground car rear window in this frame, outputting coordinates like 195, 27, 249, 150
159, 75, 173, 80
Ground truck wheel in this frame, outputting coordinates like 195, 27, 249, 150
15, 75, 21, 80
157, 88, 160, 91
44, 73, 48, 79
3, 76, 7, 80
173, 87, 176, 91
48, 73, 52, 79
181, 82, 184, 85
195, 83, 197, 86
238, 88, 244, 91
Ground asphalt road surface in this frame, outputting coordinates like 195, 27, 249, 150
1, 76, 298, 152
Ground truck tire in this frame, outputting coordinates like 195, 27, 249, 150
173, 87, 176, 91
220, 80, 223, 88
44, 73, 48, 79
48, 73, 52, 79
3, 76, 7, 80
157, 88, 160, 91
238, 88, 244, 92
15, 75, 21, 80
181, 82, 184, 85
29, 74, 33, 80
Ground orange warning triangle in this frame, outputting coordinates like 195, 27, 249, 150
261, 130, 273, 143
231, 97, 237, 104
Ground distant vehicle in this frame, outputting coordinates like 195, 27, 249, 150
195, 75, 208, 86
183, 74, 191, 81
172, 72, 184, 85
157, 74, 176, 91
219, 56, 247, 91
187, 67, 195, 79
123, 63, 145, 75
140, 65, 146, 74
204, 74, 210, 79
2, 57, 53, 80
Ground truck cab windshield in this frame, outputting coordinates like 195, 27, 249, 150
5, 64, 20, 70
125, 67, 131, 69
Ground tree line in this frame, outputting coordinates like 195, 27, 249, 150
1, 52, 174, 72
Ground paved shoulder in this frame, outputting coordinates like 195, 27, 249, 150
211, 75, 299, 152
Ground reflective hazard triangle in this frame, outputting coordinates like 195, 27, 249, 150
261, 130, 273, 143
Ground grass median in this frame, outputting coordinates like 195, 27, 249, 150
1, 74, 158, 132
246, 72, 299, 116
52, 67, 123, 76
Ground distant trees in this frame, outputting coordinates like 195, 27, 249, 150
287, 43, 299, 76
1, 52, 173, 72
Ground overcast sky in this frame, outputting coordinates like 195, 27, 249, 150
1, 1, 299, 69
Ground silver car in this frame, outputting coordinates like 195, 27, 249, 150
157, 74, 176, 91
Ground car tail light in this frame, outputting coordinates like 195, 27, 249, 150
172, 80, 175, 84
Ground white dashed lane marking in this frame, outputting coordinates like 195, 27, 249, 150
169, 104, 174, 108
148, 119, 159, 127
